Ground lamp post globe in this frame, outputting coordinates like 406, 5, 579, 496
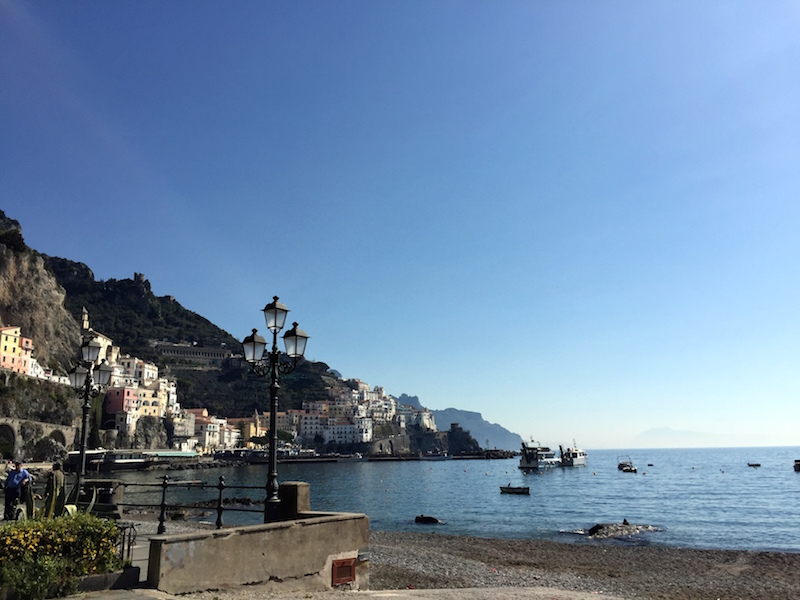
81, 337, 102, 363
283, 323, 309, 359
262, 296, 289, 333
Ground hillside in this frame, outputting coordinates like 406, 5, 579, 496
0, 211, 81, 370
44, 257, 241, 364
42, 257, 347, 418
0, 208, 522, 448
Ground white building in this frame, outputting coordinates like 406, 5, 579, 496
323, 417, 373, 445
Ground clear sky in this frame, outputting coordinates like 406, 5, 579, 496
2, 1, 799, 449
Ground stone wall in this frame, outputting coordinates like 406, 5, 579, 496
146, 482, 370, 594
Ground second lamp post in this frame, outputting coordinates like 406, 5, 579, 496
242, 296, 309, 522
68, 336, 113, 495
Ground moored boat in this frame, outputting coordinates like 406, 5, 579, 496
420, 451, 451, 460
559, 442, 588, 467
518, 440, 561, 471
500, 485, 530, 495
617, 455, 637, 473
67, 448, 203, 472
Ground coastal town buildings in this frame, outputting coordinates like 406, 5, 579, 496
1, 317, 438, 453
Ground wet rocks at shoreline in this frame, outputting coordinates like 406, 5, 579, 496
583, 520, 660, 539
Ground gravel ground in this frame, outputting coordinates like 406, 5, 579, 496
366, 531, 800, 599
150, 525, 800, 600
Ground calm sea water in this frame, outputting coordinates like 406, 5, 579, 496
114, 446, 800, 553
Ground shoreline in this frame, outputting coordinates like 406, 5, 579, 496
366, 530, 800, 599
126, 514, 800, 599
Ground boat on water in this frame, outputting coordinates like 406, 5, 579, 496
794, 460, 800, 472
66, 449, 202, 472
420, 451, 451, 461
500, 485, 530, 495
336, 453, 366, 462
617, 455, 637, 473
559, 442, 588, 467
518, 440, 561, 470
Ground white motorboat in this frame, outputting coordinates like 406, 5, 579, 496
618, 455, 637, 473
518, 440, 561, 470
559, 442, 588, 467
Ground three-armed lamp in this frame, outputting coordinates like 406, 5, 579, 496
242, 296, 309, 522
69, 336, 113, 492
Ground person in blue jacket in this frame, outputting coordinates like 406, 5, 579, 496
3, 461, 30, 520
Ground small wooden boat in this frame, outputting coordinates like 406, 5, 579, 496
500, 485, 530, 495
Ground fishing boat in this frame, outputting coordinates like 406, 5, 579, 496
559, 442, 588, 467
500, 485, 530, 495
518, 440, 561, 471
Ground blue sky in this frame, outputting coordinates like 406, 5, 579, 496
2, 2, 799, 449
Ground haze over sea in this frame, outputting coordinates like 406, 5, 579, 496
118, 446, 800, 553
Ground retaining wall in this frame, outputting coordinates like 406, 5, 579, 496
146, 482, 370, 594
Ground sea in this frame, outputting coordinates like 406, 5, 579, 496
113, 446, 800, 553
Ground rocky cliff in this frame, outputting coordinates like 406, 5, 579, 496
0, 211, 81, 371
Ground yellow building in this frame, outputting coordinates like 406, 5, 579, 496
0, 326, 33, 375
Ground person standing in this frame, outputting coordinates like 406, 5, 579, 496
42, 462, 65, 518
3, 461, 30, 520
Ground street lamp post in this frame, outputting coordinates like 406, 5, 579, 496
242, 296, 309, 522
68, 337, 112, 494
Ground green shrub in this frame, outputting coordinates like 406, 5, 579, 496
0, 554, 79, 600
0, 513, 121, 598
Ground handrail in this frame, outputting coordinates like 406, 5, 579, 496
115, 475, 267, 533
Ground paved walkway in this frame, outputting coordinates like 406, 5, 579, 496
71, 588, 619, 600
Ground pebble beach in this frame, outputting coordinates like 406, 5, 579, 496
166, 528, 800, 600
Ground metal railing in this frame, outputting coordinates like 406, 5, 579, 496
119, 475, 265, 534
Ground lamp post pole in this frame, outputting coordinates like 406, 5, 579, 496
242, 296, 309, 523
69, 337, 112, 495
265, 326, 281, 521
77, 372, 93, 491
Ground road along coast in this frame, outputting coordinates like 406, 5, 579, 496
126, 520, 800, 600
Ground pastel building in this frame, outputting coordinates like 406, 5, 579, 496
0, 326, 33, 375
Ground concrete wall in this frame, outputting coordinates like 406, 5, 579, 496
146, 482, 370, 595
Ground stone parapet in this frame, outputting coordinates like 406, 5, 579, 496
146, 482, 369, 595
